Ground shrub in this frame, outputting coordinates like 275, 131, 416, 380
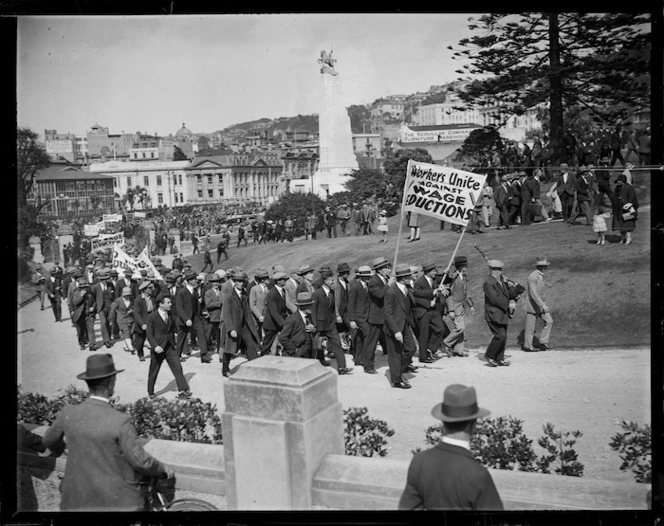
536, 423, 584, 477
609, 420, 651, 483
17, 386, 58, 426
343, 407, 395, 457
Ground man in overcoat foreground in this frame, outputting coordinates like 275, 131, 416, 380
399, 384, 503, 510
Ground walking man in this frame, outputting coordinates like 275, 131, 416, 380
261, 271, 289, 356
442, 256, 474, 357
347, 265, 372, 372
482, 260, 514, 367
279, 292, 317, 358
523, 258, 553, 352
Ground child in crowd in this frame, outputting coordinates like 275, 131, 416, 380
377, 210, 388, 243
593, 205, 612, 245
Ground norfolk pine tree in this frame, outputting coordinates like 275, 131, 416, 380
450, 13, 651, 165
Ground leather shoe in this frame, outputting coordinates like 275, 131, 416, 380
338, 367, 354, 375
319, 359, 331, 367
496, 360, 511, 366
523, 347, 538, 352
139, 356, 146, 362
364, 368, 378, 374
148, 394, 156, 400
393, 381, 412, 389
539, 343, 552, 351
420, 357, 434, 364
201, 358, 213, 363
486, 358, 499, 367
406, 365, 419, 372
177, 390, 192, 400
452, 351, 469, 357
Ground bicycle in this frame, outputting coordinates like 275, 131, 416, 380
142, 474, 219, 511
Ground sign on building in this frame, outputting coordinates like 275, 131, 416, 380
399, 125, 479, 144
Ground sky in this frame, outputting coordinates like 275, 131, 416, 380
16, 14, 475, 138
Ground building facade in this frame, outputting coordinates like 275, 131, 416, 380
44, 130, 77, 163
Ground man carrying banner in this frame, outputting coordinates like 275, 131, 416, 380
412, 262, 448, 364
442, 256, 474, 358
482, 260, 514, 367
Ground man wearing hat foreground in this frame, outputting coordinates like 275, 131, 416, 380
311, 269, 352, 373
133, 280, 156, 361
91, 269, 115, 349
175, 269, 212, 363
523, 258, 553, 352
412, 262, 448, 364
363, 257, 393, 369
399, 384, 503, 510
43, 354, 174, 511
296, 265, 316, 295
347, 265, 372, 371
261, 271, 289, 356
279, 292, 317, 358
147, 293, 192, 399
109, 286, 135, 353
221, 271, 260, 377
383, 264, 418, 389
442, 256, 474, 357
555, 163, 576, 222
333, 263, 352, 352
482, 260, 513, 367
204, 274, 224, 355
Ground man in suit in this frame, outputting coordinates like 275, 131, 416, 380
279, 292, 317, 358
333, 262, 352, 353
555, 163, 576, 222
483, 260, 514, 367
109, 286, 135, 354
133, 280, 156, 362
175, 269, 212, 363
43, 354, 173, 511
399, 384, 503, 510
284, 268, 300, 314
70, 273, 90, 350
201, 246, 214, 273
91, 269, 115, 348
296, 265, 315, 295
347, 265, 373, 372
261, 271, 289, 356
146, 293, 191, 399
364, 257, 393, 370
249, 269, 270, 342
45, 268, 63, 322
172, 253, 184, 271
567, 168, 594, 226
520, 171, 540, 226
412, 262, 447, 364
523, 258, 553, 352
383, 264, 418, 389
442, 256, 474, 357
493, 175, 512, 229
203, 274, 224, 355
311, 269, 352, 374
221, 271, 260, 377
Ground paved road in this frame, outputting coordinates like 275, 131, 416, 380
17, 298, 650, 483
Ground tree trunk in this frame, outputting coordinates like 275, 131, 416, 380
548, 13, 565, 166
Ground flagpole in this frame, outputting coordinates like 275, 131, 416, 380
439, 192, 476, 287
392, 160, 412, 275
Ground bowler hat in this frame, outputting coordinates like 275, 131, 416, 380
183, 269, 198, 281
255, 269, 270, 280
536, 258, 550, 266
372, 257, 390, 270
559, 163, 569, 170
139, 280, 153, 291
215, 269, 227, 279
72, 270, 83, 279
234, 271, 248, 281
394, 263, 412, 279
121, 286, 132, 296
298, 265, 314, 276
272, 271, 288, 281
295, 292, 314, 307
431, 384, 490, 423
454, 256, 468, 267
76, 354, 124, 381
488, 259, 504, 269
356, 265, 372, 277
320, 269, 333, 280
208, 274, 222, 282
337, 262, 351, 275
422, 262, 436, 273
109, 269, 119, 276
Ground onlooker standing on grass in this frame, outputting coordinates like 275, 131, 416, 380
567, 168, 594, 226
377, 210, 388, 243
637, 127, 651, 166
593, 205, 612, 245
611, 174, 639, 246
43, 354, 173, 511
407, 211, 421, 242
555, 163, 576, 222
493, 174, 512, 229
399, 384, 502, 510
523, 258, 553, 352
479, 181, 494, 229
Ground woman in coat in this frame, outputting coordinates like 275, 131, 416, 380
611, 174, 639, 245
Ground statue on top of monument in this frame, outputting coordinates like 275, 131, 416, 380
318, 48, 338, 76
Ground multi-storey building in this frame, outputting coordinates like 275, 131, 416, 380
44, 129, 77, 163
129, 134, 161, 161
280, 148, 319, 182
31, 161, 116, 219
351, 133, 382, 158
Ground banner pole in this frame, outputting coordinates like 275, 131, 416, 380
392, 160, 412, 274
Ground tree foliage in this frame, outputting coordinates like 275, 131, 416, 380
173, 145, 188, 161
347, 104, 372, 134
264, 191, 326, 235
451, 13, 651, 164
454, 126, 505, 166
383, 148, 434, 194
344, 168, 391, 201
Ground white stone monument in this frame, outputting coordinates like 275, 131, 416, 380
290, 49, 358, 197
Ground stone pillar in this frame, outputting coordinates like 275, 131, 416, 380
222, 356, 344, 510
29, 236, 44, 264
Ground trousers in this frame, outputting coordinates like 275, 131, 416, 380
524, 312, 553, 348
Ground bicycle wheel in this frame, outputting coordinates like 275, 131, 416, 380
166, 498, 219, 511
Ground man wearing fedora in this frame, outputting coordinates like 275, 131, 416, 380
91, 269, 115, 349
523, 258, 553, 352
44, 267, 63, 322
347, 265, 373, 371
442, 256, 474, 357
147, 294, 192, 399
43, 354, 174, 511
412, 262, 447, 364
482, 260, 513, 367
133, 280, 156, 362
261, 271, 289, 356
383, 263, 418, 389
555, 163, 576, 222
333, 262, 352, 352
249, 269, 270, 343
311, 269, 353, 373
175, 269, 212, 363
284, 267, 301, 314
204, 274, 224, 355
279, 292, 317, 358
364, 257, 393, 368
399, 384, 503, 510
296, 265, 316, 295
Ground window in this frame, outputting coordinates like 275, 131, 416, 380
218, 174, 223, 184
197, 190, 202, 198
207, 175, 213, 185
180, 192, 184, 202
156, 175, 162, 186
157, 193, 163, 204
142, 152, 146, 159
113, 178, 117, 187
197, 175, 202, 184
174, 193, 178, 203
150, 152, 155, 158
219, 187, 223, 197
208, 189, 213, 198
144, 176, 149, 187
178, 174, 183, 185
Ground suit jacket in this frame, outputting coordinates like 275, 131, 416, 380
146, 309, 176, 349
263, 285, 288, 331
70, 287, 88, 322
249, 282, 268, 322
224, 289, 259, 355
175, 286, 201, 327
525, 270, 547, 315
311, 286, 336, 332
399, 441, 503, 511
574, 173, 592, 202
45, 276, 63, 299
521, 177, 540, 201
367, 274, 389, 325
92, 281, 114, 312
284, 277, 299, 314
279, 310, 313, 357
412, 275, 437, 320
42, 398, 166, 511
133, 295, 154, 334
446, 272, 473, 316
347, 278, 370, 323
493, 182, 511, 208
483, 275, 510, 325
333, 277, 349, 323
204, 286, 223, 323
109, 296, 134, 332
383, 283, 415, 336
556, 172, 576, 196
